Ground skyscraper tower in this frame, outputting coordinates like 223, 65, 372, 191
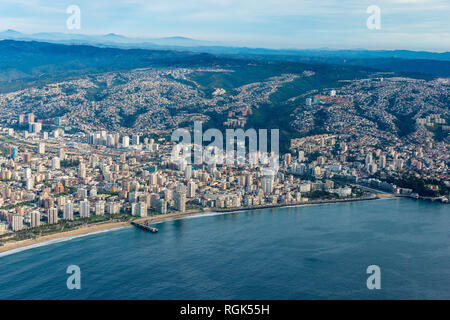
174, 185, 187, 212
80, 199, 90, 218
64, 201, 74, 220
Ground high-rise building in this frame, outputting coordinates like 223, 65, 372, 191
379, 155, 386, 169
55, 181, 65, 194
27, 113, 35, 123
95, 201, 105, 216
368, 163, 378, 174
187, 181, 196, 198
417, 147, 423, 158
185, 165, 192, 179
31, 211, 41, 228
395, 159, 404, 171
38, 143, 45, 154
80, 199, 90, 218
12, 215, 24, 231
64, 201, 74, 220
90, 186, 97, 198
174, 186, 186, 212
0, 222, 8, 235
78, 162, 86, 179
128, 191, 138, 203
149, 172, 158, 185
107, 134, 116, 147
156, 199, 167, 214
106, 202, 120, 215
131, 202, 147, 217
132, 135, 140, 145
78, 188, 88, 198
365, 153, 373, 166
148, 193, 159, 208
262, 174, 274, 194
26, 178, 34, 191
58, 148, 65, 160
29, 122, 42, 133
298, 150, 305, 162
48, 207, 59, 224
52, 157, 60, 170
24, 168, 32, 179
23, 153, 30, 163
245, 174, 253, 187
87, 133, 96, 144
283, 153, 292, 165
122, 136, 130, 148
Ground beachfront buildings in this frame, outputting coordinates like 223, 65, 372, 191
174, 186, 187, 213
11, 215, 23, 231
95, 201, 105, 216
0, 79, 448, 237
30, 211, 40, 228
64, 202, 74, 221
48, 207, 58, 224
131, 202, 147, 217
80, 199, 90, 218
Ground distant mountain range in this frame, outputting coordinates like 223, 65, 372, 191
0, 39, 245, 92
1, 29, 449, 62
0, 35, 449, 94
0, 29, 218, 48
0, 36, 447, 148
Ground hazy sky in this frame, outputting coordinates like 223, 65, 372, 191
0, 0, 449, 51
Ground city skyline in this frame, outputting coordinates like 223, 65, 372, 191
0, 0, 449, 304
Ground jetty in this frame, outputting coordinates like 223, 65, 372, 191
131, 221, 159, 233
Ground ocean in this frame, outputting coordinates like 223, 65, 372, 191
0, 198, 449, 299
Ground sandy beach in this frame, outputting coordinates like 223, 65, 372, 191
0, 195, 391, 255
0, 221, 130, 254
0, 209, 210, 255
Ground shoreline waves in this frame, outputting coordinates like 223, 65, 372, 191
0, 195, 391, 256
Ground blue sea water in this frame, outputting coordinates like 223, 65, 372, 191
0, 198, 449, 300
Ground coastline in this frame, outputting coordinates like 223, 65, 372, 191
0, 221, 130, 255
0, 195, 393, 255
136, 194, 393, 223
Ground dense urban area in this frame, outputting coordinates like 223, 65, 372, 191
0, 65, 448, 244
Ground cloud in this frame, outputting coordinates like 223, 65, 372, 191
0, 0, 448, 50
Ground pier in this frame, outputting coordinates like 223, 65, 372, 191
131, 221, 159, 233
